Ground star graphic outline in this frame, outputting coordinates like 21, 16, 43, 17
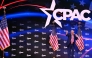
40, 0, 62, 28
80, 0, 85, 6
71, 4, 76, 9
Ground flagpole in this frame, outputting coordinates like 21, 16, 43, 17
53, 51, 55, 58
2, 50, 4, 58
2, 6, 6, 58
52, 21, 56, 58
3, 6, 6, 15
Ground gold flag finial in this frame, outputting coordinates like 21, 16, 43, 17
3, 6, 6, 14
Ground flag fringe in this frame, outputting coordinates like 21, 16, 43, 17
0, 45, 10, 51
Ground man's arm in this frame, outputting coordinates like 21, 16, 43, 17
65, 30, 69, 36
75, 34, 78, 40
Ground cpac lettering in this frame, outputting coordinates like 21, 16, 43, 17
53, 9, 91, 21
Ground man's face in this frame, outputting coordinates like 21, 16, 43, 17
71, 30, 74, 34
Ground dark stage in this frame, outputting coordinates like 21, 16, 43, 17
0, 0, 92, 58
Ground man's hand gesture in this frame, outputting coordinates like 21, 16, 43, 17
75, 34, 78, 38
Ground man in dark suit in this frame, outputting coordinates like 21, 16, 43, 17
65, 30, 78, 58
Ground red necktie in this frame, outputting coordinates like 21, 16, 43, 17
71, 35, 74, 44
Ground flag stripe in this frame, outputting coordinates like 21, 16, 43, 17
76, 25, 84, 51
0, 37, 5, 49
3, 28, 10, 42
0, 35, 6, 49
76, 36, 84, 51
6, 27, 10, 41
0, 30, 6, 47
3, 29, 9, 43
49, 29, 59, 51
1, 29, 9, 46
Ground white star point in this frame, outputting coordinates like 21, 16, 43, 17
40, 0, 56, 28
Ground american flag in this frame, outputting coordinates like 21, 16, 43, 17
76, 24, 84, 51
49, 25, 59, 51
0, 15, 10, 50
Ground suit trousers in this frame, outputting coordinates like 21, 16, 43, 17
68, 44, 74, 58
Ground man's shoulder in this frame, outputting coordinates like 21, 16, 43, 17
67, 33, 71, 36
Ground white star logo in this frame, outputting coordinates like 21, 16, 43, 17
40, 0, 62, 28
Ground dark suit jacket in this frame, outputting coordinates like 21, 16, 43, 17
66, 33, 78, 47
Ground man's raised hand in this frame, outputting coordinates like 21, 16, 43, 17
65, 30, 68, 35
75, 34, 78, 38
